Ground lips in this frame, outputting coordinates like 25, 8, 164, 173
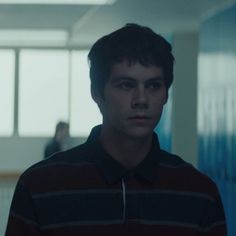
128, 115, 151, 120
127, 116, 151, 127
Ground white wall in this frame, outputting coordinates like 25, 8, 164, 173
0, 137, 86, 172
0, 180, 16, 236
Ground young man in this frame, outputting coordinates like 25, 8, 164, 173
5, 24, 227, 236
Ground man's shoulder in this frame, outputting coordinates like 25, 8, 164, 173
21, 142, 96, 184
158, 149, 220, 198
159, 149, 190, 167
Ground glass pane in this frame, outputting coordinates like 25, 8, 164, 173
19, 50, 69, 136
70, 50, 102, 137
0, 50, 15, 136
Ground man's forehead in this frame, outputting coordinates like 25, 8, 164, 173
109, 60, 164, 78
111, 59, 162, 67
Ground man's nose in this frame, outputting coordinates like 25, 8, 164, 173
131, 86, 148, 109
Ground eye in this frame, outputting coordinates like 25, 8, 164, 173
117, 81, 135, 90
146, 81, 164, 90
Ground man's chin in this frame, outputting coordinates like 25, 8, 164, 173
125, 126, 153, 140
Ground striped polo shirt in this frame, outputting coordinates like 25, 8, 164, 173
5, 126, 227, 236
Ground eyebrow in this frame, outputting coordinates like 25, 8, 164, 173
110, 76, 164, 82
146, 77, 165, 82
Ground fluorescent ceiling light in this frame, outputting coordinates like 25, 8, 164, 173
0, 0, 115, 4
0, 30, 68, 46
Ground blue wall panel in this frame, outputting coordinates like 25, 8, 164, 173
198, 3, 236, 236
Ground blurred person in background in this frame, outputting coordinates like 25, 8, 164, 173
44, 121, 69, 158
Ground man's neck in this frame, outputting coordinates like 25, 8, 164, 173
99, 127, 153, 169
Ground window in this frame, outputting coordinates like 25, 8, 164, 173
18, 50, 69, 136
70, 50, 102, 136
0, 50, 15, 136
4, 47, 172, 138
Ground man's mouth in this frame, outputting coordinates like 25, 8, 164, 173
128, 116, 151, 120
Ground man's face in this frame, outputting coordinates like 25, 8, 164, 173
94, 60, 167, 140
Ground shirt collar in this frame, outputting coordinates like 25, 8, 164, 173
85, 125, 161, 185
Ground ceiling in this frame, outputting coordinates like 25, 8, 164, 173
0, 0, 235, 47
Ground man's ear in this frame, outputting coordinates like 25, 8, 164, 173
91, 85, 102, 103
